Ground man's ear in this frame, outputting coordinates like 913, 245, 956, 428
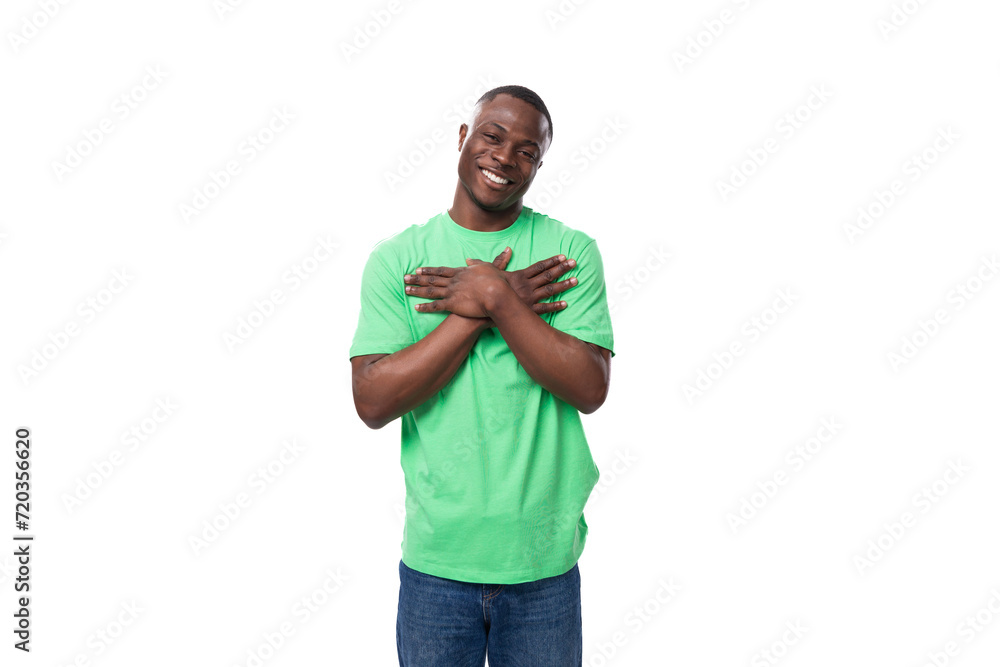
537, 160, 543, 171
458, 123, 468, 151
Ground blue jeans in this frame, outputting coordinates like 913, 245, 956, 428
396, 559, 582, 666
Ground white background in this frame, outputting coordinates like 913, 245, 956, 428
2, 0, 999, 665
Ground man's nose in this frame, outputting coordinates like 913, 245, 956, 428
491, 145, 515, 166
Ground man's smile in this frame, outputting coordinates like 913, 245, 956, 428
479, 166, 513, 187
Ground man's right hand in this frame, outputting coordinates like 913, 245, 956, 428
477, 247, 578, 329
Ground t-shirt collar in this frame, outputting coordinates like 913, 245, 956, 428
441, 206, 532, 241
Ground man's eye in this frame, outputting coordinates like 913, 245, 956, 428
484, 133, 499, 142
520, 152, 536, 161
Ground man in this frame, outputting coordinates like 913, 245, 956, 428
349, 84, 615, 666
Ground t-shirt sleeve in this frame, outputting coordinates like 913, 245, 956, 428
548, 238, 616, 357
349, 246, 414, 359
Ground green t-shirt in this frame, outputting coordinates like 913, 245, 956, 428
349, 205, 615, 584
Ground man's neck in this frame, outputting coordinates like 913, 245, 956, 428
449, 188, 522, 233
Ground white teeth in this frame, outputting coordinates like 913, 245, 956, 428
481, 168, 509, 185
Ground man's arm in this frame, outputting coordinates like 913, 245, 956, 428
351, 314, 489, 430
351, 250, 579, 430
485, 288, 611, 414
405, 244, 614, 414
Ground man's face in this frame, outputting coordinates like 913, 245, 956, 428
456, 94, 550, 212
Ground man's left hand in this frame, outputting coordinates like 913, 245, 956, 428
403, 261, 510, 318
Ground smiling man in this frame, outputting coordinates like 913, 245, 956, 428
349, 84, 615, 666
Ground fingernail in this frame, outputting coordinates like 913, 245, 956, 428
567, 259, 576, 267
557, 254, 565, 261
415, 268, 423, 275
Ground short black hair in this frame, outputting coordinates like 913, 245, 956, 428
475, 85, 553, 145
